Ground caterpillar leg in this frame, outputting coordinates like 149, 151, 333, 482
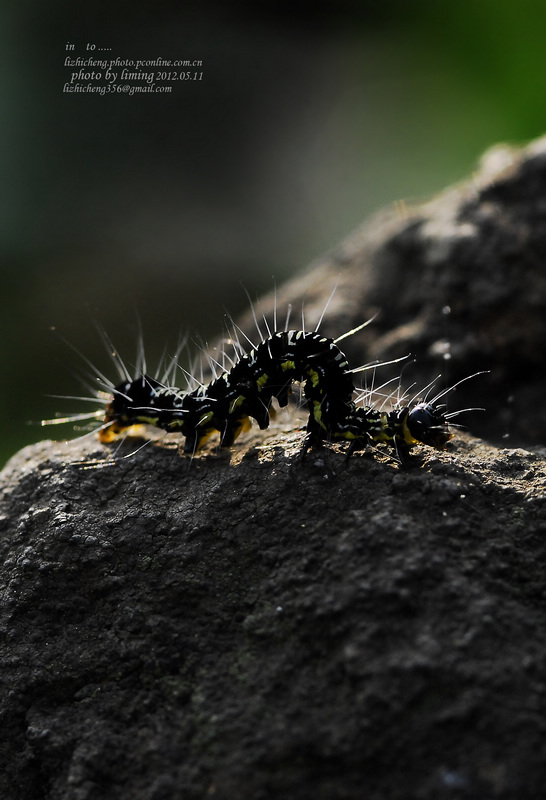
344, 437, 369, 459
219, 415, 252, 448
298, 431, 325, 460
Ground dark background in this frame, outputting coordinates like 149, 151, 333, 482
2, 0, 546, 465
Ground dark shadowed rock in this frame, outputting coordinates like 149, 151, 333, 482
3, 137, 546, 799
240, 135, 546, 446
2, 419, 546, 799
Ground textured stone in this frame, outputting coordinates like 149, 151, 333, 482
4, 136, 546, 799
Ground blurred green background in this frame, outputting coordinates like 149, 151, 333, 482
2, 0, 545, 466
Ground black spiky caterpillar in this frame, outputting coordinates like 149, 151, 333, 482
99, 329, 452, 459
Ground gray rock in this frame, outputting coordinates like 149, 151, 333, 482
3, 137, 546, 799
241, 136, 546, 446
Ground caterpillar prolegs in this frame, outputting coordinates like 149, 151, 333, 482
95, 329, 453, 461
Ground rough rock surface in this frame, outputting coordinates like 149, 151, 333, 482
1, 424, 546, 800
3, 136, 546, 799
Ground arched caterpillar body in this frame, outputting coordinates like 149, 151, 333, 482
97, 329, 453, 459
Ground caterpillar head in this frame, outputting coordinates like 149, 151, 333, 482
405, 402, 452, 449
100, 375, 165, 442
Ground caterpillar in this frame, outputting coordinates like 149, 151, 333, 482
54, 327, 455, 462
42, 283, 485, 466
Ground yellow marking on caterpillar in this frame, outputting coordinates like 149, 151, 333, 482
137, 415, 161, 427
99, 422, 150, 443
312, 400, 327, 431
306, 367, 320, 388
371, 413, 393, 444
257, 373, 269, 390
401, 414, 420, 446
229, 395, 246, 414
281, 360, 296, 372
194, 427, 218, 451
231, 415, 252, 442
197, 411, 214, 428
